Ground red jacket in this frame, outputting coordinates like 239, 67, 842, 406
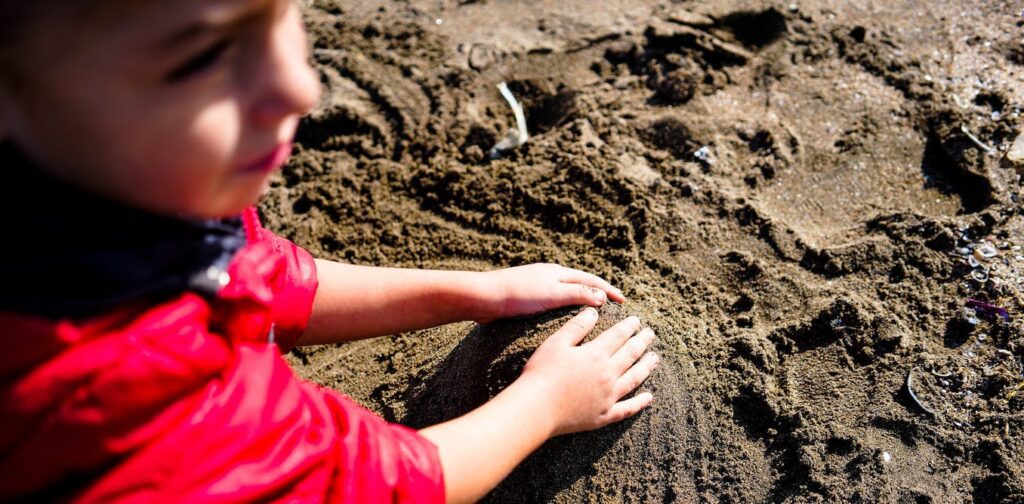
0, 208, 444, 502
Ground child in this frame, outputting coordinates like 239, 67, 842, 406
0, 0, 659, 502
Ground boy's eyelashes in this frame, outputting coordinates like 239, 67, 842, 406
164, 38, 235, 83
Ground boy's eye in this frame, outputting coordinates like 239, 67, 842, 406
165, 39, 233, 83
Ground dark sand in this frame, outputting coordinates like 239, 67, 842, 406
264, 1, 1024, 501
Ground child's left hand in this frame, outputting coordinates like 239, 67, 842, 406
475, 264, 626, 323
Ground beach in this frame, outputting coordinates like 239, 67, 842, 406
263, 1, 1024, 500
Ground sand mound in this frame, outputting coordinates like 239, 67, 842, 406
401, 303, 704, 502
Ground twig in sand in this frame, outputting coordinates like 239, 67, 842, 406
960, 124, 997, 156
489, 82, 530, 159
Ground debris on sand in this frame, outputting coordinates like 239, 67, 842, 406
966, 299, 1011, 322
693, 145, 713, 165
666, 9, 715, 28
959, 124, 996, 156
906, 367, 937, 417
1008, 130, 1024, 163
489, 82, 530, 159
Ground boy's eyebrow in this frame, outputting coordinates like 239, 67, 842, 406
158, 1, 266, 48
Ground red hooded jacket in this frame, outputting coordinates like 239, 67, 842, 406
0, 208, 444, 502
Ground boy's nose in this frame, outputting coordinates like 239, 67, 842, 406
249, 10, 321, 128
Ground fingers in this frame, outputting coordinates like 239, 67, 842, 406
560, 268, 626, 302
547, 307, 599, 346
551, 282, 609, 308
588, 316, 642, 355
605, 392, 654, 423
611, 327, 655, 374
614, 352, 659, 398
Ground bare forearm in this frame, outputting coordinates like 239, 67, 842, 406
299, 260, 489, 345
418, 377, 556, 503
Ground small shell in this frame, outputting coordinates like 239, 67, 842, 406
978, 244, 998, 258
972, 269, 990, 282
957, 247, 972, 255
963, 307, 981, 325
968, 255, 981, 268
1008, 130, 1024, 163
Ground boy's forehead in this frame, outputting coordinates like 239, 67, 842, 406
89, 0, 277, 46
127, 0, 276, 31
9, 0, 280, 74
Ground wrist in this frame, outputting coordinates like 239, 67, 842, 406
461, 270, 505, 323
505, 371, 561, 439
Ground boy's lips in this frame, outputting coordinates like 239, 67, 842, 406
240, 142, 292, 173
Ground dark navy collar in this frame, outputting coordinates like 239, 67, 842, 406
0, 142, 246, 320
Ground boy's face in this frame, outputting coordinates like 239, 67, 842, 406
0, 0, 321, 218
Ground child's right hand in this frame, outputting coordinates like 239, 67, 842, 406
519, 307, 659, 436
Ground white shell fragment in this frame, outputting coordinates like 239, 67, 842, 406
977, 244, 998, 258
694, 146, 713, 164
968, 255, 981, 268
489, 82, 530, 159
963, 307, 981, 325
1008, 130, 1024, 163
881, 451, 893, 464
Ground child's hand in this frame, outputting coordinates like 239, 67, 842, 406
476, 264, 626, 323
519, 307, 658, 436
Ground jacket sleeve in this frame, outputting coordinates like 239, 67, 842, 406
2, 305, 444, 503
77, 343, 445, 503
241, 207, 318, 351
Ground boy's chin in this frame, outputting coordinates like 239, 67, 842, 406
187, 188, 267, 219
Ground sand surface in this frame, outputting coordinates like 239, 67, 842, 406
262, 1, 1024, 501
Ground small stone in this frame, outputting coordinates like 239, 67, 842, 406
694, 146, 712, 163
881, 451, 892, 464
468, 44, 499, 71
963, 307, 981, 325
1009, 130, 1024, 163
667, 9, 715, 27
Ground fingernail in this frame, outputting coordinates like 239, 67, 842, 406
649, 353, 660, 364
580, 306, 598, 316
592, 288, 607, 304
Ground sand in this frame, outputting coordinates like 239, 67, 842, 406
261, 0, 1024, 501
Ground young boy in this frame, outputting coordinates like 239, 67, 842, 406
0, 0, 659, 502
